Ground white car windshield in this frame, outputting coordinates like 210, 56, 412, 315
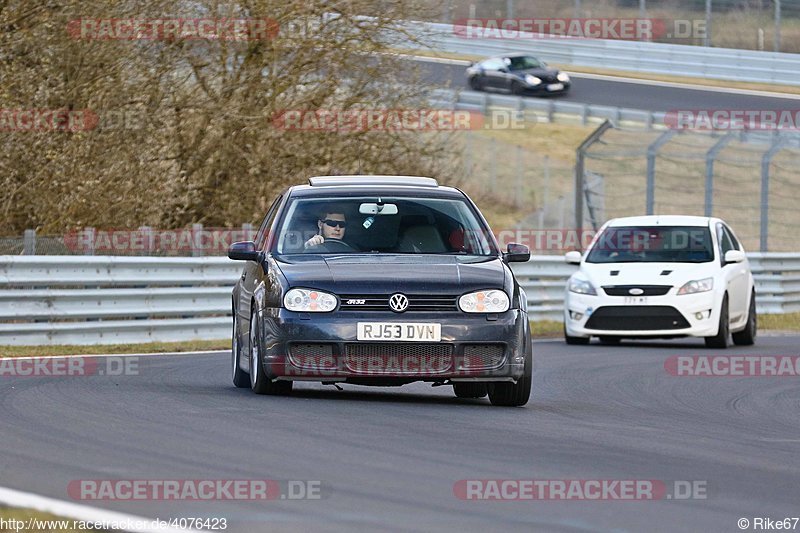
586, 226, 714, 263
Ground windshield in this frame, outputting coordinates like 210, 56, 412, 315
274, 196, 498, 255
586, 226, 714, 263
508, 56, 543, 71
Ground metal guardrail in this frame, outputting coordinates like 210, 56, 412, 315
409, 21, 800, 86
428, 87, 666, 129
1, 254, 797, 345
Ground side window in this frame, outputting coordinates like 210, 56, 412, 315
717, 223, 734, 259
255, 195, 282, 251
723, 225, 741, 251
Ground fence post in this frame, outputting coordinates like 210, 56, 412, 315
775, 0, 782, 52
704, 0, 712, 47
515, 145, 523, 209
575, 120, 612, 249
646, 130, 677, 215
22, 229, 36, 255
705, 133, 735, 217
760, 137, 786, 252
192, 223, 204, 257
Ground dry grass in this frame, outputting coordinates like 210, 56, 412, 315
0, 340, 228, 358
0, 507, 101, 532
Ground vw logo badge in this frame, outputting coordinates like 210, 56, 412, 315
628, 288, 644, 296
389, 293, 409, 313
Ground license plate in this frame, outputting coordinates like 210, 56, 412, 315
546, 83, 564, 91
357, 322, 441, 342
623, 296, 649, 305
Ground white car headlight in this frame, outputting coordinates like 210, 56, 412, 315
524, 75, 542, 86
677, 278, 714, 295
459, 290, 510, 313
568, 278, 597, 295
557, 72, 570, 83
284, 288, 337, 312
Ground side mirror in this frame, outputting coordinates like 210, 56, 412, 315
565, 250, 582, 265
228, 241, 261, 262
498, 66, 509, 73
503, 243, 530, 263
724, 249, 745, 264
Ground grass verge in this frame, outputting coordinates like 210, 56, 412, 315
0, 339, 229, 358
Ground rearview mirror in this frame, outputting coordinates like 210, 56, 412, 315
359, 203, 398, 215
724, 250, 745, 264
565, 251, 582, 264
503, 243, 530, 263
228, 241, 261, 262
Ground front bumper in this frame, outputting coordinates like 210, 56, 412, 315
257, 308, 528, 383
564, 290, 720, 338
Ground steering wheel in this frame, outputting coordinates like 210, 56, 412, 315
319, 238, 356, 252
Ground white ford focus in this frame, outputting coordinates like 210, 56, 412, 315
563, 215, 756, 348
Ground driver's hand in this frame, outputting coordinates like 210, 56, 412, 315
304, 235, 324, 249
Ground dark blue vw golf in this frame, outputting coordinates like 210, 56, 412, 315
228, 176, 532, 406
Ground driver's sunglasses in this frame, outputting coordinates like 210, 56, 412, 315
322, 219, 347, 229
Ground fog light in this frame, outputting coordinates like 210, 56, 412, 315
569, 311, 583, 321
695, 310, 711, 320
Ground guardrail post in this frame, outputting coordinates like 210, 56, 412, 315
705, 132, 735, 217
515, 145, 523, 208
580, 104, 588, 126
82, 227, 96, 255
760, 137, 787, 252
192, 223, 204, 257
139, 226, 154, 255
646, 130, 677, 215
242, 223, 254, 242
22, 229, 36, 255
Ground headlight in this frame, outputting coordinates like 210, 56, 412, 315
524, 75, 542, 86
284, 288, 337, 312
568, 278, 597, 295
677, 278, 713, 295
557, 72, 570, 83
459, 290, 510, 313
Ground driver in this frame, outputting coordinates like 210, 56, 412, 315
304, 210, 348, 249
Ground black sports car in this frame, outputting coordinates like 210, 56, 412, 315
228, 175, 533, 406
466, 54, 571, 95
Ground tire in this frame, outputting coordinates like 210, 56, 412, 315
705, 294, 730, 349
249, 307, 293, 395
468, 76, 483, 91
564, 325, 590, 345
732, 290, 757, 346
488, 336, 532, 407
232, 311, 249, 388
453, 382, 488, 399
598, 336, 621, 345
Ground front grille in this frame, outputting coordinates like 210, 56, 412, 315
584, 306, 690, 331
602, 285, 672, 296
459, 344, 505, 370
338, 294, 458, 312
344, 343, 453, 374
288, 343, 336, 369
